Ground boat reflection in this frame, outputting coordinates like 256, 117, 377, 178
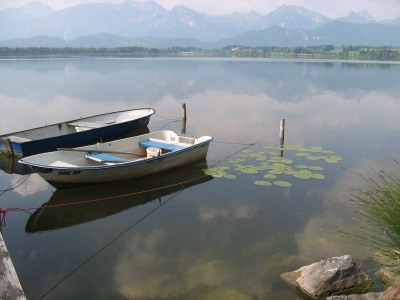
0, 153, 31, 175
25, 161, 212, 233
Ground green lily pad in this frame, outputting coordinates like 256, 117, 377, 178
284, 170, 298, 175
256, 157, 267, 161
263, 174, 277, 179
280, 159, 293, 164
322, 150, 335, 154
309, 173, 325, 179
273, 163, 286, 169
299, 170, 312, 175
295, 152, 310, 156
269, 170, 284, 175
293, 173, 310, 179
329, 156, 342, 161
264, 146, 275, 150
254, 180, 272, 186
307, 156, 321, 160
274, 181, 292, 187
295, 165, 309, 169
240, 169, 259, 174
211, 173, 224, 178
308, 166, 324, 171
216, 166, 230, 170
242, 149, 253, 153
325, 159, 339, 163
310, 147, 322, 150
224, 174, 236, 179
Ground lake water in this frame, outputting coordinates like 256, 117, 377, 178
1, 57, 400, 299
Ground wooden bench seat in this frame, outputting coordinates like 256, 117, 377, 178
139, 140, 185, 152
68, 120, 115, 129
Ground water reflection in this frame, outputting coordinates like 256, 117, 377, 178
1, 59, 400, 105
0, 153, 31, 175
25, 161, 212, 233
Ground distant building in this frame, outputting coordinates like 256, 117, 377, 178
232, 47, 242, 51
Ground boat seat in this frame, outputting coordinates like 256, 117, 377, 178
67, 120, 115, 129
85, 152, 128, 163
139, 140, 185, 151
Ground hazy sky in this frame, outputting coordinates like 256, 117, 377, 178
1, 0, 399, 21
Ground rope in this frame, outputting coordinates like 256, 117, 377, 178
0, 174, 32, 196
154, 113, 182, 121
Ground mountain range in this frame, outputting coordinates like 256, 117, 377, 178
1, 0, 400, 48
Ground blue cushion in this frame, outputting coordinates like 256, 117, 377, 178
139, 140, 185, 151
87, 152, 127, 162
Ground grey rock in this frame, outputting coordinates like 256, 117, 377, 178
281, 255, 372, 298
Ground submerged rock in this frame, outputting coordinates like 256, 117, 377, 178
326, 293, 383, 300
281, 255, 372, 298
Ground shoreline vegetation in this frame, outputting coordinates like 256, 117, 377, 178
1, 45, 400, 61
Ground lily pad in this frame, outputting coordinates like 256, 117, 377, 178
263, 174, 277, 179
224, 174, 236, 179
293, 173, 310, 179
242, 149, 253, 153
216, 166, 230, 170
269, 170, 284, 175
309, 166, 323, 171
325, 159, 339, 163
295, 165, 309, 169
329, 156, 342, 161
322, 150, 335, 154
295, 152, 310, 156
240, 169, 259, 174
272, 163, 286, 169
274, 181, 292, 187
254, 180, 272, 186
299, 170, 312, 175
309, 173, 325, 179
307, 156, 321, 160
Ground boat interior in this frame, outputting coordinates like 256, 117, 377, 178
22, 131, 211, 168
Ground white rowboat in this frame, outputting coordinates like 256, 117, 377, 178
19, 130, 213, 188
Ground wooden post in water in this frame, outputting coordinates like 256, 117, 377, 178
182, 103, 187, 120
279, 119, 285, 157
181, 103, 187, 135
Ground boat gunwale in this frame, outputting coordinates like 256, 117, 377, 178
18, 137, 214, 171
0, 107, 155, 140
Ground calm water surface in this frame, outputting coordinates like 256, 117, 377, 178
1, 58, 400, 299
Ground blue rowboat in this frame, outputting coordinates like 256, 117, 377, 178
0, 108, 155, 157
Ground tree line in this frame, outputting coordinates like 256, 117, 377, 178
1, 45, 399, 61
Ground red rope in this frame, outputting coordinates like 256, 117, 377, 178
1, 174, 209, 216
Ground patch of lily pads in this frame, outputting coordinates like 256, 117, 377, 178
202, 143, 342, 187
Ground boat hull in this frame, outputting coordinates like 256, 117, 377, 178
0, 108, 154, 157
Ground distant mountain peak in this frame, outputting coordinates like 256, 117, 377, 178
338, 10, 375, 24
4, 1, 54, 19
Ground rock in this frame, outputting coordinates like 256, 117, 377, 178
326, 292, 384, 299
281, 255, 372, 298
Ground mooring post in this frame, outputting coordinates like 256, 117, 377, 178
181, 118, 186, 135
279, 119, 285, 157
182, 103, 187, 120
